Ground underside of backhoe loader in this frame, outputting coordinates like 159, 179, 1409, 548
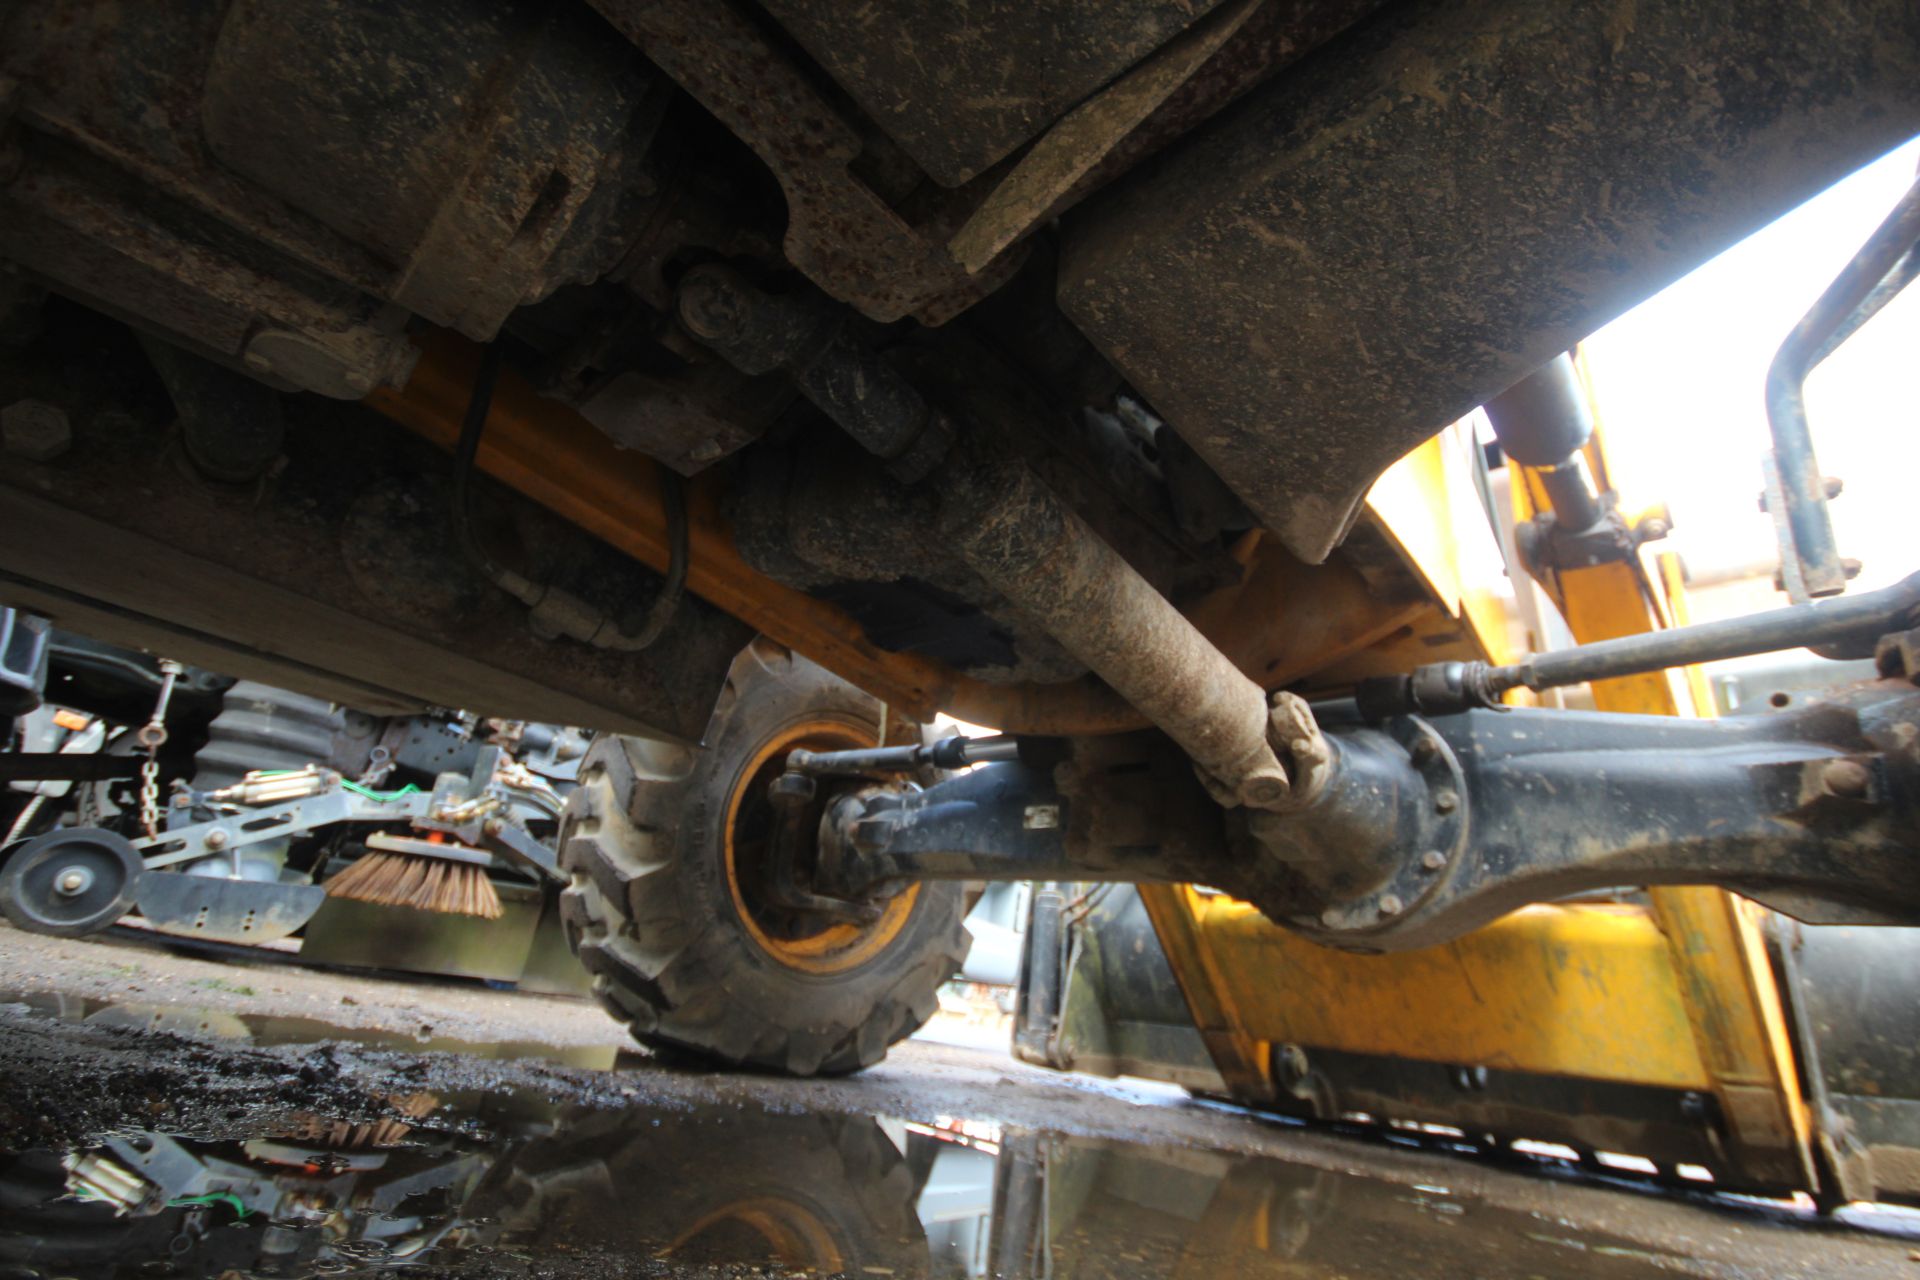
2, 0, 1920, 1113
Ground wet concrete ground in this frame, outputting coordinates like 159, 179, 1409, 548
0, 924, 1915, 1279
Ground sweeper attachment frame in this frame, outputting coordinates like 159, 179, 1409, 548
0, 639, 576, 942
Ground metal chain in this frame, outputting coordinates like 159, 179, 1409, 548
135, 660, 184, 839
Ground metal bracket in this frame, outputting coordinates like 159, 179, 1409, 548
134, 788, 433, 870
1761, 454, 1811, 604
133, 748, 562, 884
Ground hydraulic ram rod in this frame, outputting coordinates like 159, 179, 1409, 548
787, 734, 1022, 777
1362, 570, 1920, 717
1499, 570, 1920, 694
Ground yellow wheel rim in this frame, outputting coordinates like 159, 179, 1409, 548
723, 719, 920, 975
667, 1197, 844, 1272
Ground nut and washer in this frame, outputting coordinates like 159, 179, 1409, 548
2, 398, 71, 461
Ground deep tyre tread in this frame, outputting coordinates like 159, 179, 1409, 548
558, 639, 969, 1075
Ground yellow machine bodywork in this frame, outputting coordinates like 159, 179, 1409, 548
1136, 371, 1819, 1191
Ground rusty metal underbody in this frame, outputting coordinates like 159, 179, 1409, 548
1, 1, 1915, 749
365, 330, 1466, 733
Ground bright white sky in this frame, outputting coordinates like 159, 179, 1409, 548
1582, 136, 1920, 594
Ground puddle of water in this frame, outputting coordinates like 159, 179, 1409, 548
0, 993, 1897, 1279
0, 1083, 1708, 1278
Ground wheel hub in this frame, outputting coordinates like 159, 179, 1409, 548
53, 865, 96, 897
0, 827, 143, 937
723, 720, 920, 976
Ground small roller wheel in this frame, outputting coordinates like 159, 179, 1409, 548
0, 827, 142, 937
558, 639, 969, 1075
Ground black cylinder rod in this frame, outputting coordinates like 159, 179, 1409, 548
1492, 569, 1920, 695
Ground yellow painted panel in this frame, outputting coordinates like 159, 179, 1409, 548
1191, 897, 1712, 1090
1365, 426, 1520, 667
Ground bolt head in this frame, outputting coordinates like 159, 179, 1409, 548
1420, 849, 1447, 872
1319, 906, 1344, 928
203, 829, 228, 849
52, 865, 94, 897
2, 398, 71, 461
1433, 788, 1459, 814
1821, 758, 1872, 799
677, 270, 746, 340
1453, 1065, 1490, 1092
1377, 894, 1403, 917
1274, 1044, 1310, 1085
1239, 773, 1290, 807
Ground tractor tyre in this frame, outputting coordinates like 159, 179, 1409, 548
558, 639, 969, 1075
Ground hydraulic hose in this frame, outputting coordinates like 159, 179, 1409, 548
451, 345, 687, 651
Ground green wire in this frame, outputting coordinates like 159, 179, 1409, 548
168, 1192, 252, 1219
341, 780, 422, 802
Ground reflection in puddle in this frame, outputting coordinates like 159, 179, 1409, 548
2, 1096, 1708, 1279
0, 992, 1889, 1278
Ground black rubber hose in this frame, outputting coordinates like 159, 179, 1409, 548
451, 343, 529, 601
604, 470, 687, 652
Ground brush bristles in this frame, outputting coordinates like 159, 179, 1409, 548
285, 1114, 418, 1149
284, 1093, 440, 1150
324, 851, 503, 919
